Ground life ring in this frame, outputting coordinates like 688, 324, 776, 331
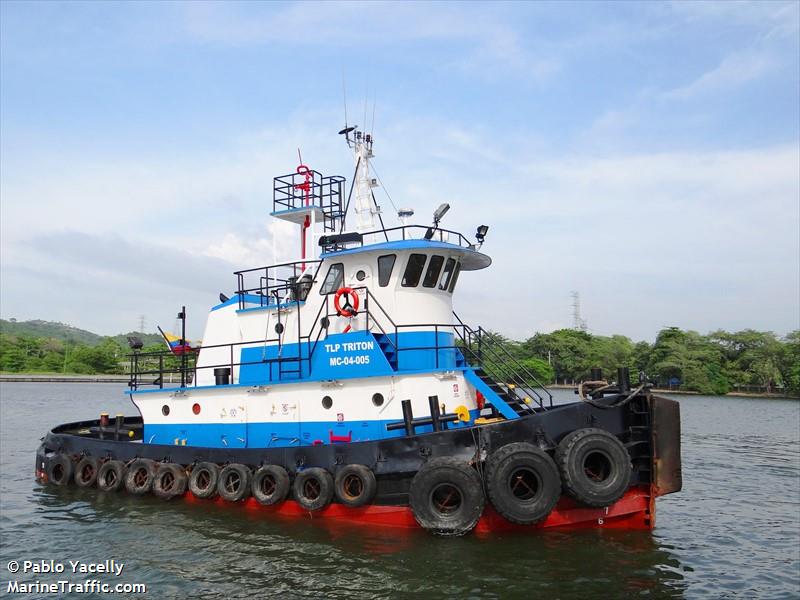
125, 459, 156, 495
333, 287, 359, 318
334, 464, 376, 507
555, 428, 631, 507
46, 454, 74, 486
484, 442, 561, 524
252, 464, 290, 506
189, 462, 220, 499
74, 456, 100, 488
217, 463, 252, 502
293, 467, 334, 511
409, 457, 485, 536
153, 463, 188, 500
97, 460, 126, 492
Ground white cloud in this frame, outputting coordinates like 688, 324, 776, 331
1, 109, 797, 341
663, 51, 775, 100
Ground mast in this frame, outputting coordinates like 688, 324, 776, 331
342, 127, 380, 237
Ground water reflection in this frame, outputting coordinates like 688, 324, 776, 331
5, 385, 799, 599
30, 483, 687, 599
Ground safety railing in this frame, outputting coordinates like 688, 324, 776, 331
452, 312, 553, 410
319, 224, 477, 254
129, 287, 548, 408
234, 260, 322, 310
273, 168, 345, 233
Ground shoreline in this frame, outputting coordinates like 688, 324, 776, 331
2, 374, 796, 399
547, 383, 797, 400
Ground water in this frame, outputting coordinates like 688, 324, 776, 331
1, 383, 798, 599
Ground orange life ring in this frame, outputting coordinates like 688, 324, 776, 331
334, 287, 359, 317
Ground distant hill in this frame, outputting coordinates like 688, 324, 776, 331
0, 319, 163, 347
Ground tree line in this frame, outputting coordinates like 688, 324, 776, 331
1, 327, 798, 396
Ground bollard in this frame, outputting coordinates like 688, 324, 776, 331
428, 395, 441, 432
618, 367, 631, 394
401, 400, 414, 436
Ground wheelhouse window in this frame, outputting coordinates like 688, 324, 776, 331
448, 262, 462, 293
422, 255, 445, 288
377, 254, 396, 287
402, 254, 428, 287
439, 258, 456, 290
319, 263, 344, 294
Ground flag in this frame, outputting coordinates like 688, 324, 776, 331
157, 326, 199, 355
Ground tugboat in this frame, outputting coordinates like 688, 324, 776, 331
35, 126, 682, 536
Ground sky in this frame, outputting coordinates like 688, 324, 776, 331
1, 1, 798, 341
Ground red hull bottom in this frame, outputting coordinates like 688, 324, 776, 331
183, 484, 656, 534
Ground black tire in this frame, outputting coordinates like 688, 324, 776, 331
74, 456, 100, 488
485, 442, 561, 525
334, 464, 377, 507
252, 465, 290, 506
97, 460, 125, 493
217, 463, 252, 502
47, 454, 73, 486
153, 463, 188, 500
409, 457, 485, 536
125, 459, 156, 495
293, 467, 334, 511
189, 462, 220, 499
555, 428, 632, 507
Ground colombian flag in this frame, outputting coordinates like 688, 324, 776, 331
158, 327, 199, 355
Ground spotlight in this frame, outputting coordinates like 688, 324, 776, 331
476, 225, 489, 245
127, 336, 144, 351
432, 203, 450, 225
219, 293, 230, 303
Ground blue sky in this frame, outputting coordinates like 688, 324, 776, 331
1, 1, 798, 340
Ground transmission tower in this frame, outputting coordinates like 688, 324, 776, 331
571, 291, 587, 332
138, 314, 146, 333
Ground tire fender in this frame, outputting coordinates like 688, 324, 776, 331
334, 464, 377, 508
293, 467, 334, 511
153, 463, 188, 500
217, 463, 252, 502
485, 442, 561, 525
555, 428, 632, 507
252, 465, 290, 506
189, 462, 220, 499
74, 456, 100, 488
97, 460, 126, 493
125, 459, 156, 496
409, 457, 485, 536
46, 454, 74, 486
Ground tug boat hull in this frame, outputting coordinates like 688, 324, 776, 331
35, 394, 681, 535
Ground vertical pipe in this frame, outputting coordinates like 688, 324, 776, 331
428, 395, 441, 432
114, 414, 123, 441
401, 400, 414, 437
618, 367, 630, 394
180, 306, 187, 388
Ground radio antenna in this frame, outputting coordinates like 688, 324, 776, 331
370, 95, 376, 137
341, 68, 349, 128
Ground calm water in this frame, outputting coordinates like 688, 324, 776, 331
0, 383, 798, 599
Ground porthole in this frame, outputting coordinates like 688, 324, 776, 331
356, 270, 366, 281
161, 404, 170, 416
322, 396, 333, 410
275, 323, 284, 334
372, 393, 384, 407
192, 403, 201, 415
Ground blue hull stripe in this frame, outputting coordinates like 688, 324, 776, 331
144, 412, 479, 448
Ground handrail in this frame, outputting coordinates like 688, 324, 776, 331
321, 224, 477, 253
452, 312, 552, 410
